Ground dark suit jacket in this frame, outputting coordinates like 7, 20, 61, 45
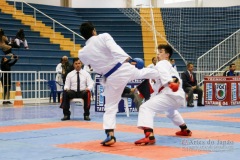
181, 71, 197, 91
223, 70, 237, 76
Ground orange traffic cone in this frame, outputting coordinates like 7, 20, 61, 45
14, 81, 23, 106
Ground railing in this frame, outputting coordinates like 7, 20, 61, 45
197, 29, 240, 85
149, 1, 158, 55
1, 70, 237, 104
0, 71, 57, 103
118, 8, 187, 65
12, 0, 85, 50
0, 71, 98, 104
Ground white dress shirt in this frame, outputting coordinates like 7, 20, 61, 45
78, 33, 130, 75
64, 69, 94, 91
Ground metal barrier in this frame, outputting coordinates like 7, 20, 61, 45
197, 29, 240, 84
0, 71, 57, 103
0, 70, 239, 104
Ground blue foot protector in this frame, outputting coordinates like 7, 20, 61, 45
100, 135, 116, 146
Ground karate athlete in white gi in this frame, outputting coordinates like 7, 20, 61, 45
78, 22, 170, 146
135, 44, 192, 146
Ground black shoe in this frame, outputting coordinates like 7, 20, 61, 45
2, 101, 7, 104
187, 104, 194, 107
84, 116, 91, 121
6, 101, 12, 104
61, 115, 70, 121
197, 103, 205, 107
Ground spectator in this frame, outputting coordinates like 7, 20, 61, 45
55, 57, 64, 101
1, 55, 18, 104
0, 28, 13, 55
61, 56, 73, 84
14, 29, 29, 49
181, 62, 205, 107
170, 58, 177, 71
147, 57, 157, 68
60, 58, 94, 121
223, 63, 237, 76
121, 86, 143, 112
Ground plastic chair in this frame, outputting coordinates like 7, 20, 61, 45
70, 98, 84, 118
122, 97, 130, 117
47, 80, 63, 103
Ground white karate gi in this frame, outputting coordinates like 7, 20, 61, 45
137, 60, 185, 129
79, 33, 159, 129
147, 64, 159, 97
55, 63, 63, 91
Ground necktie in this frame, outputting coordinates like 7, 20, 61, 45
77, 71, 80, 93
190, 73, 194, 82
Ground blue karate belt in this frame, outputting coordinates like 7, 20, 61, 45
104, 62, 122, 78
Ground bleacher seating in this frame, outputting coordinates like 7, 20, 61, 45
161, 7, 240, 66
0, 11, 71, 71
3, 2, 240, 72
8, 2, 145, 60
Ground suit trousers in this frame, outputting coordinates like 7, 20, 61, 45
184, 86, 203, 105
61, 90, 91, 116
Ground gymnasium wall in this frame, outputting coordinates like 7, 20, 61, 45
7, 0, 240, 8
158, 0, 240, 7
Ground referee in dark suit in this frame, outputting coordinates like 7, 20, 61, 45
181, 62, 204, 107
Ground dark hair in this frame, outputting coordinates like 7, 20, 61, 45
0, 28, 4, 40
187, 62, 194, 68
79, 22, 95, 40
229, 63, 235, 68
151, 57, 156, 62
158, 44, 173, 58
73, 57, 80, 63
0, 28, 4, 36
1, 56, 6, 64
19, 28, 24, 32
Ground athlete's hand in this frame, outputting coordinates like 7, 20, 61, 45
168, 82, 179, 92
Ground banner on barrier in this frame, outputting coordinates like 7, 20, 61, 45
95, 75, 143, 112
204, 76, 240, 106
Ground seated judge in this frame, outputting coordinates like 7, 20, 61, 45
60, 58, 94, 121
181, 62, 204, 107
223, 63, 237, 76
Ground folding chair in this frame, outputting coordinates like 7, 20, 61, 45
47, 80, 63, 103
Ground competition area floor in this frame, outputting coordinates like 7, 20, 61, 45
0, 102, 240, 160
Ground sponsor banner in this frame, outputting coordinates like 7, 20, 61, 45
204, 76, 240, 106
215, 83, 226, 101
206, 83, 212, 101
231, 83, 237, 101
95, 76, 142, 112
